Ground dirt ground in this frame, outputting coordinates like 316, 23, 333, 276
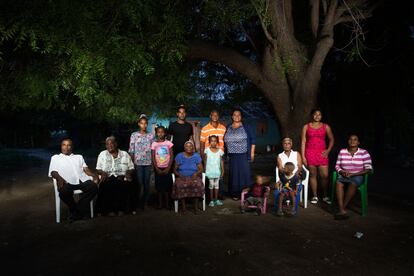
1, 149, 413, 275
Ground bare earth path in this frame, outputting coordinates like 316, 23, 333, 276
0, 149, 413, 275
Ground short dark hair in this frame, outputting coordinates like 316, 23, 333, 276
348, 133, 360, 140
208, 135, 219, 143
231, 107, 243, 117
310, 108, 322, 116
284, 162, 295, 169
61, 138, 72, 144
210, 109, 220, 116
177, 105, 186, 112
155, 125, 166, 132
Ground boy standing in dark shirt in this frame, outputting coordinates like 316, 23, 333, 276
168, 105, 195, 155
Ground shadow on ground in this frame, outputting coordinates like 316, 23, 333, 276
0, 149, 413, 275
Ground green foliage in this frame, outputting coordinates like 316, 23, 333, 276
0, 0, 191, 122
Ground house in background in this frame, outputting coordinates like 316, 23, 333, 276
148, 102, 281, 153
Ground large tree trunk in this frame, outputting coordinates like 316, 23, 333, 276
187, 40, 322, 147
187, 0, 374, 149
258, 69, 320, 148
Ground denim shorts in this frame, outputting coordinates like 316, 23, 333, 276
337, 175, 364, 187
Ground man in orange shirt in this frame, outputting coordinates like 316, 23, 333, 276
200, 110, 226, 154
200, 110, 227, 199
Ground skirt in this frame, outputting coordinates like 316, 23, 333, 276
305, 149, 329, 166
171, 176, 205, 199
228, 153, 252, 197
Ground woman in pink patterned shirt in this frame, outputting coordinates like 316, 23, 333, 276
301, 109, 334, 205
334, 134, 372, 219
129, 114, 154, 211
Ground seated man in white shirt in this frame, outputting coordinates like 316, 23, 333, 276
96, 136, 135, 216
48, 138, 98, 221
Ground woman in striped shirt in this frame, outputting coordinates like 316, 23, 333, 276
334, 134, 372, 219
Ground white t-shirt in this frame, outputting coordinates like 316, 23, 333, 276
278, 150, 299, 174
48, 153, 92, 185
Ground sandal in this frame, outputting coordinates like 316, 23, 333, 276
322, 197, 332, 205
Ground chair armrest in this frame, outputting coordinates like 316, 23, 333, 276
332, 171, 338, 183
240, 191, 248, 205
264, 186, 271, 197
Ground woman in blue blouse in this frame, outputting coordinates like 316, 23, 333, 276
224, 108, 256, 200
172, 141, 204, 213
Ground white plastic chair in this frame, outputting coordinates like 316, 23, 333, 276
275, 165, 309, 208
53, 178, 94, 223
172, 173, 206, 213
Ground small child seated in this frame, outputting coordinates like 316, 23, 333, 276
241, 175, 268, 215
276, 162, 300, 217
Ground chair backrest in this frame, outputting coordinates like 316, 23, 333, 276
275, 167, 280, 183
302, 165, 309, 186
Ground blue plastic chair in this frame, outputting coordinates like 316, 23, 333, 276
274, 165, 309, 213
274, 184, 302, 213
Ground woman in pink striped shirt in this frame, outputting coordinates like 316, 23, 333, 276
334, 134, 372, 219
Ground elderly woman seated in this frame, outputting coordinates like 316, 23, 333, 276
274, 137, 306, 215
172, 141, 204, 214
96, 136, 135, 217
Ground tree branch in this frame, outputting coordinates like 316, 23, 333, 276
308, 0, 338, 78
309, 37, 334, 72
240, 23, 259, 52
283, 0, 295, 35
334, 1, 376, 25
321, 0, 338, 35
186, 40, 263, 87
321, 0, 328, 15
252, 0, 275, 44
266, 0, 307, 89
310, 0, 320, 38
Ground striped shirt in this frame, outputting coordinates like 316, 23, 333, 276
335, 148, 372, 173
200, 122, 226, 149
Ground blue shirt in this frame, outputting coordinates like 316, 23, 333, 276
175, 152, 202, 177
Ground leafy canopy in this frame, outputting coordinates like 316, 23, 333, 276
0, 0, 191, 122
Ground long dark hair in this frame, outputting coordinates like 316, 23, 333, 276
310, 108, 322, 121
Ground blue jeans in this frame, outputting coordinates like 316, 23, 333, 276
136, 165, 152, 203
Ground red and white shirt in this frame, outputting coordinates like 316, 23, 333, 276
335, 148, 372, 173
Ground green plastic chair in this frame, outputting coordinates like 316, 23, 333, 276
330, 171, 369, 216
